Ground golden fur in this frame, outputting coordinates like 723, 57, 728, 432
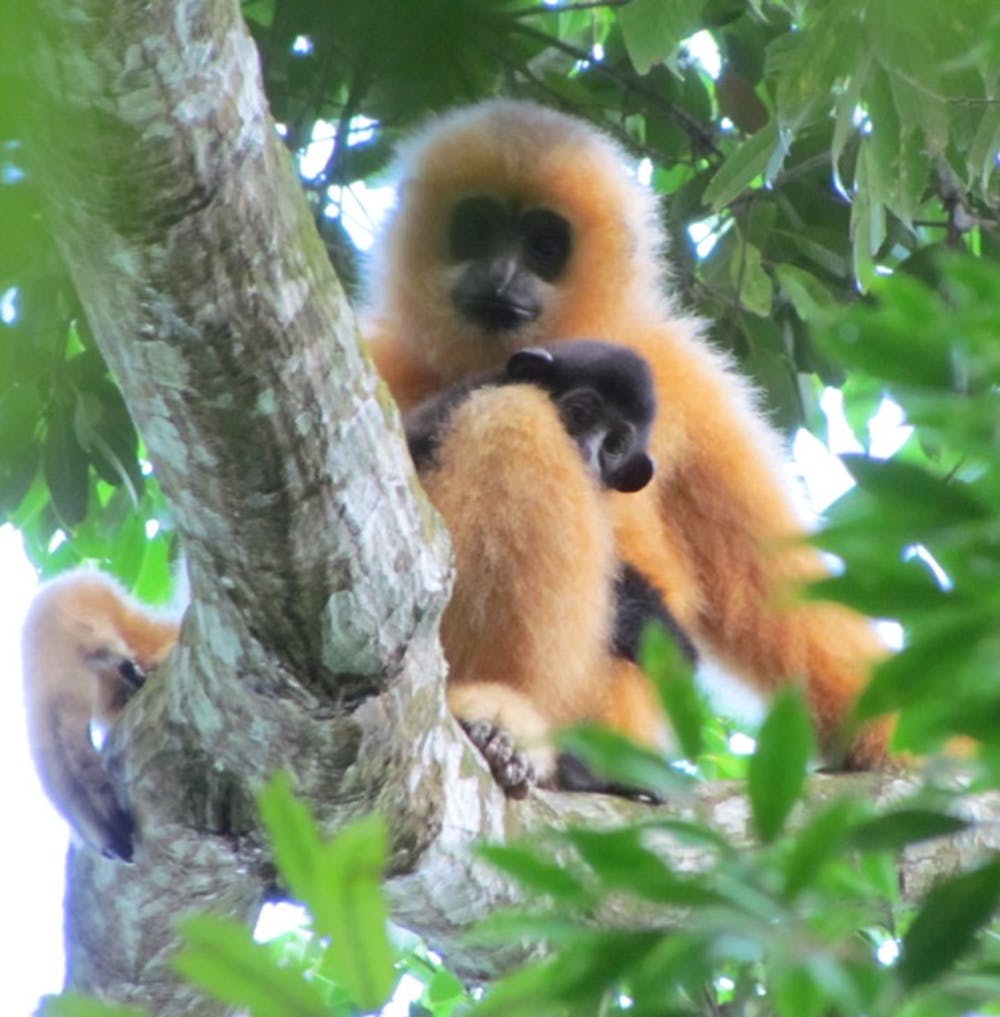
21, 571, 179, 856
367, 99, 888, 769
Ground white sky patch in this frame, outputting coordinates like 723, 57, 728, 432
591, 41, 605, 62
821, 387, 864, 455
349, 115, 378, 147
876, 937, 901, 966
868, 396, 912, 459
1, 286, 18, 324
380, 974, 427, 1016
792, 427, 856, 512
792, 388, 914, 511
688, 215, 731, 259
728, 732, 757, 756
0, 526, 66, 1015
298, 119, 336, 180
292, 35, 313, 55
906, 544, 952, 591
636, 157, 654, 187
254, 901, 309, 941
684, 29, 722, 79
327, 181, 395, 251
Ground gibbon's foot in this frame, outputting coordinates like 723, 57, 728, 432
461, 719, 536, 799
555, 751, 663, 805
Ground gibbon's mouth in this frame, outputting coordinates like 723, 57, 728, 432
453, 294, 540, 333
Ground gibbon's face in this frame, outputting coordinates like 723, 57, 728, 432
375, 100, 667, 378
505, 341, 656, 493
446, 195, 572, 335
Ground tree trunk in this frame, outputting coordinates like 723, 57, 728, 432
16, 0, 455, 1008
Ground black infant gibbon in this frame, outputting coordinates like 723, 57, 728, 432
405, 338, 694, 795
21, 99, 891, 857
405, 339, 657, 492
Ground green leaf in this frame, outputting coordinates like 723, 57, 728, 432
641, 624, 703, 760
43, 408, 89, 527
175, 915, 330, 1017
732, 241, 773, 316
618, 0, 705, 76
41, 993, 149, 1017
848, 809, 968, 851
425, 968, 466, 1007
769, 963, 826, 1017
855, 609, 993, 719
0, 384, 40, 513
850, 144, 885, 287
704, 122, 781, 211
241, 0, 275, 27
566, 826, 722, 906
807, 557, 952, 619
967, 102, 1000, 190
832, 61, 869, 182
312, 816, 395, 1010
258, 775, 395, 1011
899, 860, 1000, 988
775, 263, 832, 321
748, 689, 814, 844
840, 454, 990, 526
257, 772, 324, 906
781, 798, 861, 898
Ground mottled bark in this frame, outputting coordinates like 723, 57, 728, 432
12, 2, 1000, 1014
17, 0, 453, 1009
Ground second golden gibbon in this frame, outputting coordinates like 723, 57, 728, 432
365, 99, 890, 772
404, 339, 695, 795
21, 570, 180, 859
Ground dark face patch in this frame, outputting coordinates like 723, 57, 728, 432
447, 196, 572, 334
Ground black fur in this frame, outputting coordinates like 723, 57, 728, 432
405, 339, 655, 494
612, 564, 698, 665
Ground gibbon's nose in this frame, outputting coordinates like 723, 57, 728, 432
486, 257, 519, 294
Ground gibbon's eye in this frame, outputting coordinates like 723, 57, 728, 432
448, 196, 509, 262
520, 209, 571, 281
558, 389, 601, 434
603, 425, 633, 459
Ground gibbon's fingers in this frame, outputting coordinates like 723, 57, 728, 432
448, 682, 555, 793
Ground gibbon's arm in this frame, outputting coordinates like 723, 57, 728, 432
22, 570, 180, 859
637, 328, 890, 766
419, 384, 624, 789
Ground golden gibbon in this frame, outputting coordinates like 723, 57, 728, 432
365, 99, 888, 777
